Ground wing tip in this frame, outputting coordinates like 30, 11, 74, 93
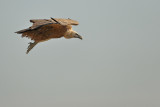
15, 28, 30, 34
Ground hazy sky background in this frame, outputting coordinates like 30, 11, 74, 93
0, 0, 160, 107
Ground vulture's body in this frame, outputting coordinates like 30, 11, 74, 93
15, 18, 82, 54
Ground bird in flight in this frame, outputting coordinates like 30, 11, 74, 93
15, 17, 82, 54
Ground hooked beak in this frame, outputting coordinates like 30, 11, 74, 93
76, 34, 83, 40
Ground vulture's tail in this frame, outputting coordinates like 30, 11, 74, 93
26, 42, 38, 54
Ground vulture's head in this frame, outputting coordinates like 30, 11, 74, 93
72, 32, 82, 40
64, 30, 82, 40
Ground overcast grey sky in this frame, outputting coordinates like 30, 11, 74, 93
0, 0, 160, 107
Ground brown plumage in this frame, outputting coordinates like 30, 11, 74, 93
15, 18, 82, 54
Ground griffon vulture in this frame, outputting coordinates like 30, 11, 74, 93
15, 17, 82, 54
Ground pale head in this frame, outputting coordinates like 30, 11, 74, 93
64, 29, 82, 40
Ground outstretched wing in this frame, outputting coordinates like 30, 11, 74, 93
30, 18, 79, 30
15, 18, 79, 34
